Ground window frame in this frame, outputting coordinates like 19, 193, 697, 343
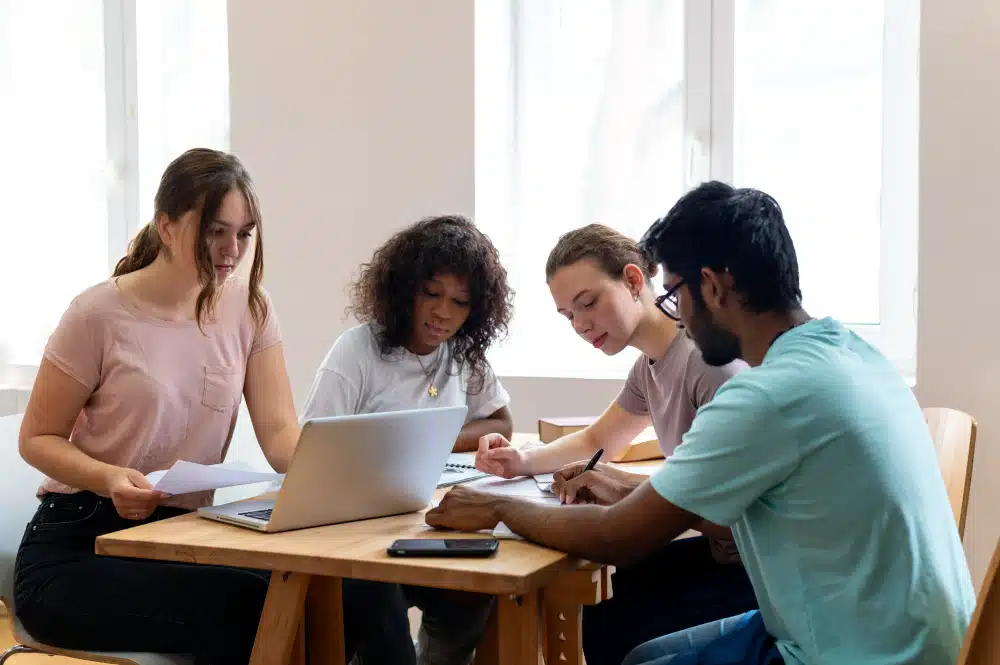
0, 0, 180, 388
477, 0, 918, 381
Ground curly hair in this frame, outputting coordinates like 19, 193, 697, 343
347, 215, 513, 392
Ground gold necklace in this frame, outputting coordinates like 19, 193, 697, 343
414, 346, 443, 398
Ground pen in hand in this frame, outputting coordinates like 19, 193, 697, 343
583, 447, 604, 473
559, 448, 606, 505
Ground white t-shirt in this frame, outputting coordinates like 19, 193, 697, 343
300, 323, 510, 424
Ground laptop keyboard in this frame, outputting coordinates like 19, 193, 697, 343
239, 508, 273, 522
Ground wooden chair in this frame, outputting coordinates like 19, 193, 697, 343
923, 407, 977, 538
956, 536, 1000, 665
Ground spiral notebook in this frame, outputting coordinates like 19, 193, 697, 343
437, 453, 489, 487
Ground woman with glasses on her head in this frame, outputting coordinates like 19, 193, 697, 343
473, 224, 759, 665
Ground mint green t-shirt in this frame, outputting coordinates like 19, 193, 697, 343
650, 318, 975, 665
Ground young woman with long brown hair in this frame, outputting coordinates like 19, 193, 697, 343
13, 148, 408, 665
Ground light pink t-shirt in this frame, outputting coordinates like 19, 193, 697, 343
38, 278, 282, 510
617, 332, 747, 563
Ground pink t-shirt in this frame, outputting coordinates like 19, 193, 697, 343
617, 332, 747, 564
38, 278, 282, 509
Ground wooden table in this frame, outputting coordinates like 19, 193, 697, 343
94, 435, 666, 665
95, 496, 597, 665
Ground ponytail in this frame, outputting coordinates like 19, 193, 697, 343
113, 224, 161, 277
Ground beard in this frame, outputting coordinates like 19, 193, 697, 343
686, 302, 742, 367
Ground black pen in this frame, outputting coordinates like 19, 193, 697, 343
583, 448, 604, 472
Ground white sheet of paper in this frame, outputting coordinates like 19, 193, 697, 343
146, 460, 283, 496
492, 521, 522, 540
467, 476, 561, 503
533, 473, 555, 494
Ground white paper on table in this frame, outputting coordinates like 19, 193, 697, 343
145, 460, 283, 496
532, 473, 555, 494
492, 521, 523, 540
467, 476, 561, 503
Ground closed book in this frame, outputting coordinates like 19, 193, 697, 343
537, 416, 597, 443
611, 426, 664, 462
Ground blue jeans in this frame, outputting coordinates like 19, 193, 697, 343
623, 611, 782, 665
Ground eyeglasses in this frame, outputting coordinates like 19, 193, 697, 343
654, 280, 685, 321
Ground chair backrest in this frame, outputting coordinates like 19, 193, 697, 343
0, 412, 43, 606
923, 407, 977, 538
956, 537, 1000, 665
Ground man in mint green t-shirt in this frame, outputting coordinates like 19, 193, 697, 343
427, 181, 975, 665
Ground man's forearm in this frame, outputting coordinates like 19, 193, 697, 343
492, 483, 700, 567
495, 498, 622, 563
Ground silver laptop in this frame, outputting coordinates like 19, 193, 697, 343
197, 405, 468, 532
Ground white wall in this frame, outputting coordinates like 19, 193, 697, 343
227, 0, 474, 407
228, 0, 1000, 587
917, 0, 1000, 590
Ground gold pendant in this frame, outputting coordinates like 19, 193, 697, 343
428, 385, 438, 398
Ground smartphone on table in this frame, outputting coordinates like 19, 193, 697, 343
387, 538, 499, 558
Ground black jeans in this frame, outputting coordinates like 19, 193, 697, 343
582, 536, 759, 665
13, 491, 415, 665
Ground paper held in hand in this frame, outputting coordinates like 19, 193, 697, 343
145, 460, 283, 496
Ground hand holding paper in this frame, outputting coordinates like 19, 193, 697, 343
145, 460, 283, 496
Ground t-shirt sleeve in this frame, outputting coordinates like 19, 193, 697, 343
616, 355, 650, 416
687, 354, 746, 410
250, 288, 282, 356
465, 363, 511, 422
649, 379, 799, 526
298, 331, 365, 424
43, 294, 103, 392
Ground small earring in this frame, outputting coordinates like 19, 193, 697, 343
633, 293, 640, 302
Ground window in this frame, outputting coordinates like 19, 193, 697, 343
0, 0, 229, 385
476, 0, 919, 380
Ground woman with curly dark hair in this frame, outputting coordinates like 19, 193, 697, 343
300, 214, 514, 665
301, 214, 513, 450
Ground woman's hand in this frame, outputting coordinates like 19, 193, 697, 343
105, 467, 166, 520
475, 433, 529, 478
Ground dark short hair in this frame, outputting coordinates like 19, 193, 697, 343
347, 215, 513, 391
640, 181, 802, 313
545, 224, 658, 283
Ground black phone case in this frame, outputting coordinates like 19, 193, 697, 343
386, 539, 499, 558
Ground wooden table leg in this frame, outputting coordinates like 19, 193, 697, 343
542, 595, 582, 665
306, 575, 346, 665
540, 565, 613, 665
290, 618, 307, 665
474, 592, 539, 665
249, 571, 311, 665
